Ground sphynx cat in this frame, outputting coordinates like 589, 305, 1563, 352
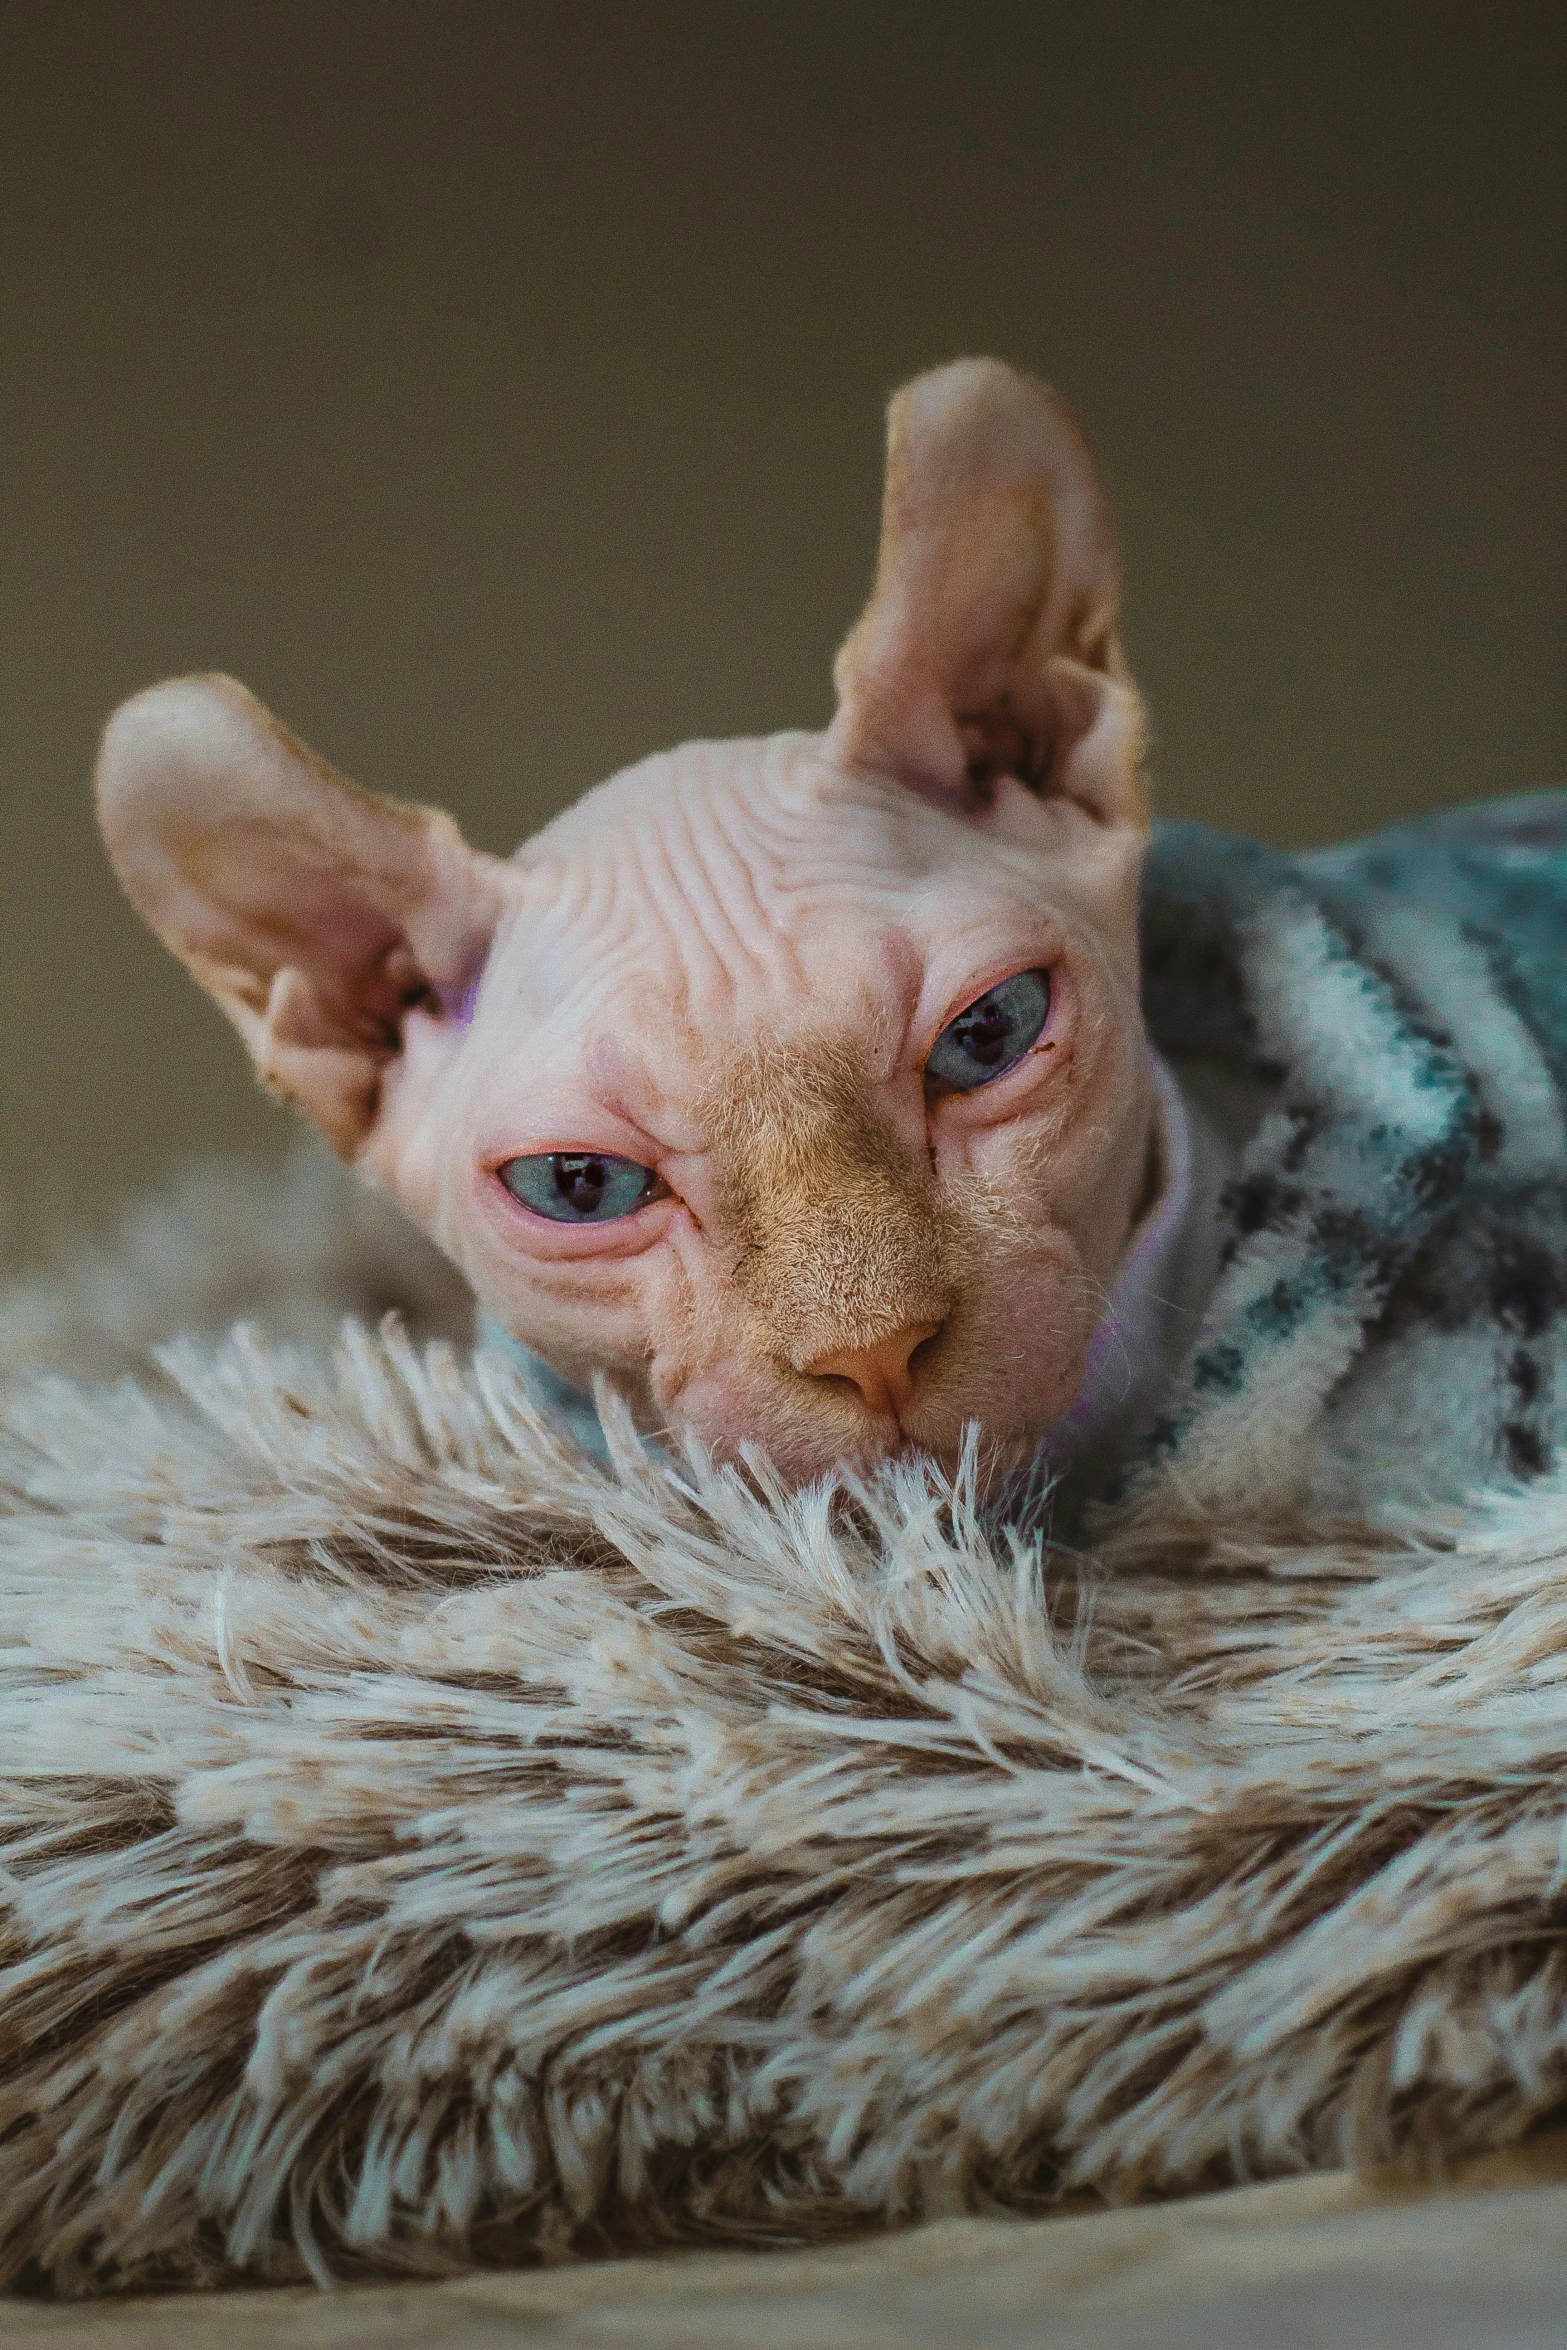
95, 361, 1185, 1489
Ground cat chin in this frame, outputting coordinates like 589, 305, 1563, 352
689, 1410, 1048, 1493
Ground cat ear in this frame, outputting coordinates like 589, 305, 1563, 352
828, 358, 1147, 826
96, 675, 510, 1156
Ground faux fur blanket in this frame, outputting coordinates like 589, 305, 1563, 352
4, 1162, 1567, 2296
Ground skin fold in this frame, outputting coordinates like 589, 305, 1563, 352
96, 359, 1159, 1482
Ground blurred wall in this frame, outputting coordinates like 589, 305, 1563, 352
2, 1, 1563, 1250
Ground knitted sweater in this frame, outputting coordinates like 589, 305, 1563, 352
1123, 790, 1567, 1529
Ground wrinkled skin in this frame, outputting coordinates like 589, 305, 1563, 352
96, 360, 1158, 1481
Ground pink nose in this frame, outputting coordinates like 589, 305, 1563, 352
802, 1321, 941, 1419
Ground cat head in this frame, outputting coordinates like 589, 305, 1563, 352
97, 359, 1154, 1478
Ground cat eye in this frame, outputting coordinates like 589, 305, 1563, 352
925, 968, 1051, 1093
498, 1152, 666, 1224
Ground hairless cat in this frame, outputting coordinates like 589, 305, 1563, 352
96, 362, 1567, 1520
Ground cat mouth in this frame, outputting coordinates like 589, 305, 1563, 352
798, 1399, 1032, 1488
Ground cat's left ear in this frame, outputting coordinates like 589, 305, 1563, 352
828, 358, 1147, 828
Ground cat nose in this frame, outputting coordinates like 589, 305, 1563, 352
802, 1321, 942, 1419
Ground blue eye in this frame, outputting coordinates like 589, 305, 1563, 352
925, 968, 1051, 1093
499, 1152, 664, 1224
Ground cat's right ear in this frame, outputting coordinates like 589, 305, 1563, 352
828, 358, 1147, 829
96, 675, 511, 1156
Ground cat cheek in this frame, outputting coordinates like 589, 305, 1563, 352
659, 1371, 872, 1480
646, 1358, 753, 1452
646, 1301, 796, 1443
931, 1117, 1063, 1206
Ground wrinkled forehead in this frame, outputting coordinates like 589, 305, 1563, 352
485, 731, 996, 1035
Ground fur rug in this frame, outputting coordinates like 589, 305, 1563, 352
4, 1157, 1567, 2295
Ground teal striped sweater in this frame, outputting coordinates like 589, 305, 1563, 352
1127, 791, 1567, 1526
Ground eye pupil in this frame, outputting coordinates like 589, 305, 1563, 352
926, 968, 1051, 1094
950, 999, 1010, 1066
498, 1151, 661, 1224
554, 1154, 607, 1213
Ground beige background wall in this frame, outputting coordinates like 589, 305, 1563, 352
2, 2, 1563, 1254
